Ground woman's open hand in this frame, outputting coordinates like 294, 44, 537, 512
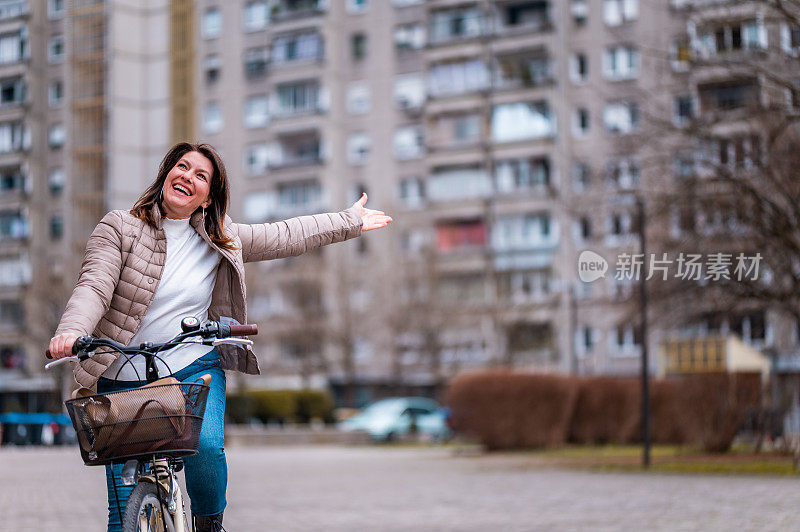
352, 193, 393, 232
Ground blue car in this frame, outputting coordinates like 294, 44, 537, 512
340, 397, 450, 442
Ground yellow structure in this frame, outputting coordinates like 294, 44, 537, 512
660, 335, 770, 380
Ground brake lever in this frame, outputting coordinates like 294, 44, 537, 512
45, 356, 78, 370
211, 338, 254, 347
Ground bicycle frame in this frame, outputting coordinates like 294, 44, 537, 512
122, 456, 189, 532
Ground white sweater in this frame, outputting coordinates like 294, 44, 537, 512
102, 217, 221, 381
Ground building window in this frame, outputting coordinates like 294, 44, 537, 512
394, 73, 424, 109
0, 169, 22, 196
453, 115, 481, 145
272, 32, 322, 64
243, 95, 269, 128
491, 213, 555, 252
603, 102, 638, 133
572, 161, 590, 191
277, 81, 320, 116
603, 45, 639, 80
429, 59, 489, 97
347, 81, 371, 114
48, 35, 64, 64
244, 47, 269, 78
495, 158, 550, 193
674, 95, 694, 124
698, 79, 759, 112
782, 23, 800, 56
204, 55, 221, 83
243, 1, 268, 31
606, 157, 639, 189
48, 124, 65, 149
0, 300, 24, 326
491, 101, 554, 142
578, 217, 592, 239
0, 78, 24, 107
347, 0, 368, 14
699, 21, 766, 56
0, 30, 25, 64
202, 8, 222, 39
203, 102, 222, 134
573, 108, 590, 137
398, 177, 425, 208
351, 33, 366, 61
437, 219, 486, 252
570, 53, 588, 83
394, 23, 425, 52
430, 6, 484, 44
49, 80, 63, 107
671, 37, 691, 71
0, 210, 27, 238
393, 126, 424, 160
428, 165, 491, 201
244, 143, 269, 175
50, 215, 63, 240
278, 180, 322, 209
571, 0, 588, 26
48, 0, 64, 19
347, 133, 370, 165
603, 0, 637, 26
49, 167, 64, 194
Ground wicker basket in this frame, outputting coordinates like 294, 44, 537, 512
65, 381, 209, 466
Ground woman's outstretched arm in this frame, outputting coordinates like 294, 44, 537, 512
234, 193, 392, 263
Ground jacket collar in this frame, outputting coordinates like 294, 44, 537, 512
150, 202, 205, 233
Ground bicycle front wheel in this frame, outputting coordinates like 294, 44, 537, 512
121, 482, 171, 532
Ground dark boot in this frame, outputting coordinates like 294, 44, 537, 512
193, 511, 225, 532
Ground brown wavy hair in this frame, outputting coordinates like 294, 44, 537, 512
130, 142, 238, 250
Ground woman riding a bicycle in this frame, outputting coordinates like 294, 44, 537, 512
47, 142, 392, 531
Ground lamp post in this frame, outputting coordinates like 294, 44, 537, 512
636, 196, 651, 468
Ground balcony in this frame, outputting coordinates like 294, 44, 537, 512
429, 8, 487, 46
494, 1, 553, 37
243, 181, 326, 223
269, 132, 323, 170
493, 50, 554, 92
0, 254, 30, 288
698, 78, 760, 114
0, 0, 27, 21
0, 210, 27, 240
271, 0, 326, 22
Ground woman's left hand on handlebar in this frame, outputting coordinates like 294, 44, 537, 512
352, 193, 392, 232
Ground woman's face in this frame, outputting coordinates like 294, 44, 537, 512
160, 151, 214, 219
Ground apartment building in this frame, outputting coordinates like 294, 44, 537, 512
5, 0, 797, 409
188, 0, 692, 402
0, 0, 175, 408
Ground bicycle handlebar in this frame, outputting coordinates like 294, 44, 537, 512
229, 324, 258, 336
45, 319, 258, 360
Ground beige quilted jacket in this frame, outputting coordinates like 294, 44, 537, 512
55, 204, 363, 388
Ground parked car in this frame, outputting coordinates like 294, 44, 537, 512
340, 397, 450, 442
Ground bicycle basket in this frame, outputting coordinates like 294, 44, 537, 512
65, 380, 210, 466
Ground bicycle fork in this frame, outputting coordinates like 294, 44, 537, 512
138, 458, 188, 532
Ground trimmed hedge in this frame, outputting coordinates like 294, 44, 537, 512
445, 371, 578, 450
225, 389, 335, 425
446, 371, 761, 452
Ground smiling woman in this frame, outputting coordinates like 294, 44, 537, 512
47, 141, 392, 531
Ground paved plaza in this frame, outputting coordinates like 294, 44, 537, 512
1, 445, 799, 531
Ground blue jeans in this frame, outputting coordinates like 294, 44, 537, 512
98, 350, 227, 531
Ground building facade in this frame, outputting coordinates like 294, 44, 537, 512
4, 0, 800, 409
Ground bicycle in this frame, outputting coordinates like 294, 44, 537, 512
45, 317, 258, 532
